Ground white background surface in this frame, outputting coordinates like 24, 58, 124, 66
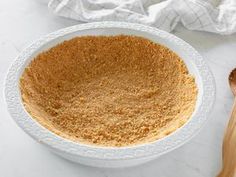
1, 0, 236, 177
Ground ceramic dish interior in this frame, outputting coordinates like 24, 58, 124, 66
5, 22, 215, 165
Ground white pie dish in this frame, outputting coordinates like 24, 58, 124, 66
5, 22, 215, 168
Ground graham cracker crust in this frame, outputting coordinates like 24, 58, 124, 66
20, 35, 197, 147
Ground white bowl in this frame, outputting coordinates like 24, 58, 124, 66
5, 22, 215, 168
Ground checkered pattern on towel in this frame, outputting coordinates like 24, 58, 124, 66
49, 0, 236, 35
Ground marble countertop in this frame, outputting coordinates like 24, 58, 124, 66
1, 0, 236, 177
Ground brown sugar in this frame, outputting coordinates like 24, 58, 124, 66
19, 35, 198, 147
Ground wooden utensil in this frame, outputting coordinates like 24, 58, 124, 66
217, 68, 236, 177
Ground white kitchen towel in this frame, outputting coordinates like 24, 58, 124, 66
48, 0, 236, 35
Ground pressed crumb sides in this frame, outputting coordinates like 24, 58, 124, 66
20, 35, 198, 147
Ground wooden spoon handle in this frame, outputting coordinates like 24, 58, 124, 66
218, 98, 236, 177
